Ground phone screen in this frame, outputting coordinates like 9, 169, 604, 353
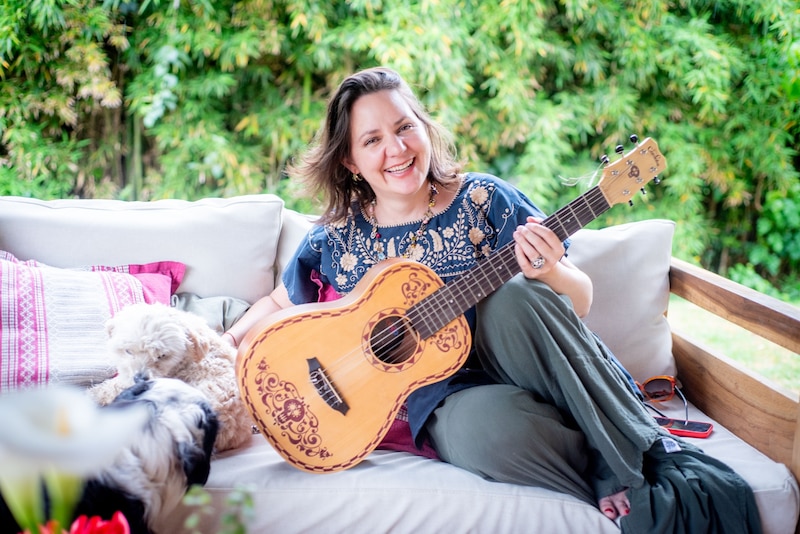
653, 417, 713, 438
654, 417, 711, 432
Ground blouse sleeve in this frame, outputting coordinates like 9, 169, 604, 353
477, 174, 571, 252
281, 224, 327, 305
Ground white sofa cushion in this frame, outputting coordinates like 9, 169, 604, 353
0, 195, 285, 304
569, 219, 676, 381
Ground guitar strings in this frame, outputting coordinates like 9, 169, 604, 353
397, 142, 659, 352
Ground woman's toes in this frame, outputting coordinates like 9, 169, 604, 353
598, 496, 619, 519
598, 488, 630, 519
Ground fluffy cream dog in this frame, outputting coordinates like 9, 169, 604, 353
88, 302, 252, 452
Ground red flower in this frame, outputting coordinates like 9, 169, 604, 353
69, 513, 130, 534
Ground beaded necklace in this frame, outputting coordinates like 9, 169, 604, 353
369, 183, 438, 261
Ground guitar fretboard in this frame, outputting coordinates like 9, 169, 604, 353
407, 185, 611, 339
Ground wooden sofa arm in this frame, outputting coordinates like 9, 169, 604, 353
668, 257, 800, 486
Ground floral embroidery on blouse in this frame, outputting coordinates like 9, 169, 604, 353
288, 173, 545, 301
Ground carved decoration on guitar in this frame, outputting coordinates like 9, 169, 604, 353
400, 269, 434, 305
429, 323, 469, 354
254, 360, 332, 460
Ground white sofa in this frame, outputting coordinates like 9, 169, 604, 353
0, 194, 797, 534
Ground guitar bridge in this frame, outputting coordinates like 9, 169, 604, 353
307, 357, 349, 415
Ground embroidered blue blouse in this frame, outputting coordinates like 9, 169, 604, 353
282, 172, 561, 444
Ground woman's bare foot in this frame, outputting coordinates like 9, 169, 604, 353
598, 488, 630, 520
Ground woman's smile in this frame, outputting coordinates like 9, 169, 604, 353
385, 157, 415, 174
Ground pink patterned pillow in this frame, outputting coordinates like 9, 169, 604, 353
0, 251, 185, 391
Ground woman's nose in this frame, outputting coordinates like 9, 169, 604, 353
386, 134, 406, 155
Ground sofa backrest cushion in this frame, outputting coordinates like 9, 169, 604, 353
568, 219, 676, 381
0, 195, 285, 304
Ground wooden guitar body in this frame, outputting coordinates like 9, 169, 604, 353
237, 258, 471, 473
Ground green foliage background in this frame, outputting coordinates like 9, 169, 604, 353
1, 0, 799, 299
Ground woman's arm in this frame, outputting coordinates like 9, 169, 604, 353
512, 217, 594, 318
222, 284, 293, 348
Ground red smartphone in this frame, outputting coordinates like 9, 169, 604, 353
654, 417, 713, 438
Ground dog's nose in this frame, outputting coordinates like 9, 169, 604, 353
134, 370, 153, 382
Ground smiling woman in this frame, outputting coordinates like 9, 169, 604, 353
0, 386, 148, 533
224, 66, 764, 532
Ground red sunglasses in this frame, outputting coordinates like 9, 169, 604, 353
636, 375, 689, 423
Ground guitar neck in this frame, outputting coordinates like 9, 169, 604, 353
408, 185, 611, 339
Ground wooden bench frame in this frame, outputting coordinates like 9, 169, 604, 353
669, 257, 800, 531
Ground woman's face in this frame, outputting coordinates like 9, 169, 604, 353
344, 89, 432, 202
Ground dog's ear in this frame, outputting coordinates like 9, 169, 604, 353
179, 405, 218, 486
179, 441, 212, 487
178, 312, 214, 363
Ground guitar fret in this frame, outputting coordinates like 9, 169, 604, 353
552, 213, 570, 241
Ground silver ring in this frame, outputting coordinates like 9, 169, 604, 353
531, 256, 545, 269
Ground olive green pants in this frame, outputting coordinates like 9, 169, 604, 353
425, 275, 662, 503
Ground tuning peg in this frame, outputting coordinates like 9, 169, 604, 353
630, 134, 639, 144
601, 154, 610, 165
640, 188, 647, 195
628, 199, 634, 207
615, 144, 624, 155
653, 176, 661, 185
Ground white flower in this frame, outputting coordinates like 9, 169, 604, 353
469, 186, 489, 206
340, 252, 358, 272
0, 385, 149, 531
469, 227, 486, 245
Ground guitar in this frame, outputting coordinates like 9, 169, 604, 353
237, 136, 667, 473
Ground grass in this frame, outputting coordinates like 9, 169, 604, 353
667, 295, 800, 394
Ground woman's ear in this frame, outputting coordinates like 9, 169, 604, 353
342, 158, 357, 175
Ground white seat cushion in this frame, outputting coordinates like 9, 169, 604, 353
156, 404, 798, 534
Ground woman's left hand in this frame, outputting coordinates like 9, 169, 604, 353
513, 216, 565, 280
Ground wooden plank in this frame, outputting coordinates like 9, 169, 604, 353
672, 331, 800, 480
669, 257, 800, 354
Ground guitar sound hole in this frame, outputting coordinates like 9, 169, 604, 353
369, 316, 418, 365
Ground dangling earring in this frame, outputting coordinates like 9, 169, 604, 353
352, 172, 363, 182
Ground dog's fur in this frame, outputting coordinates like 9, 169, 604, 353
0, 377, 218, 534
88, 303, 252, 452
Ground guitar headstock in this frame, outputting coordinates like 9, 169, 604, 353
597, 136, 667, 207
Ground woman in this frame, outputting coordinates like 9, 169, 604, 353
225, 67, 761, 531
